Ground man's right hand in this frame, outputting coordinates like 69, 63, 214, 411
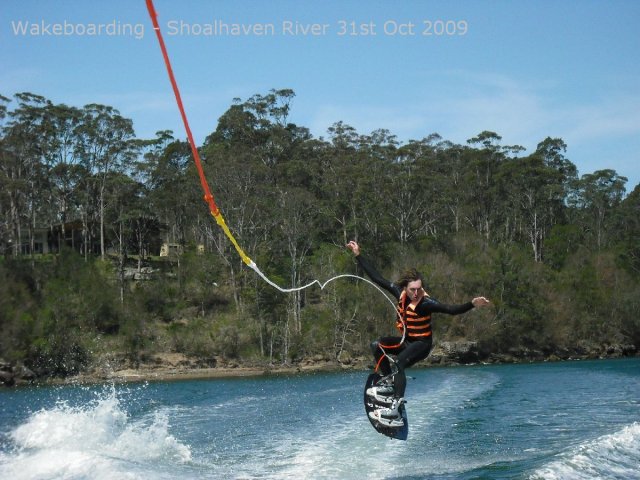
346, 240, 360, 256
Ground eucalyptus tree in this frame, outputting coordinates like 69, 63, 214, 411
202, 90, 315, 305
534, 138, 577, 225
238, 88, 297, 173
140, 131, 196, 247
395, 134, 455, 242
497, 156, 550, 261
127, 182, 161, 272
74, 104, 139, 259
104, 172, 140, 302
0, 94, 8, 122
268, 186, 317, 360
319, 122, 362, 244
571, 169, 627, 251
1, 93, 50, 256
463, 131, 506, 242
349, 128, 398, 255
495, 143, 572, 262
385, 134, 433, 246
615, 184, 640, 277
42, 102, 84, 253
203, 100, 271, 311
0, 94, 9, 255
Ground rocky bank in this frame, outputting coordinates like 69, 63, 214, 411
1, 341, 638, 387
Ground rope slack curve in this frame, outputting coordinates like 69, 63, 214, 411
144, 0, 397, 311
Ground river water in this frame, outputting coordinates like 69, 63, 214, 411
1, 358, 638, 479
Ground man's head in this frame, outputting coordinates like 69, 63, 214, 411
396, 268, 426, 302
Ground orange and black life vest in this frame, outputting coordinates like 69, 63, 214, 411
396, 291, 432, 340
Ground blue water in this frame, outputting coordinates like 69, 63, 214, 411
1, 358, 638, 479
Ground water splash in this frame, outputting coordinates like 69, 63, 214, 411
531, 422, 640, 480
1, 386, 191, 480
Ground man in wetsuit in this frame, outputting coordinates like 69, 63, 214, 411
346, 240, 490, 426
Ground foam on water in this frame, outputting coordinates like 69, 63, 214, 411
0, 387, 191, 480
266, 369, 506, 480
531, 422, 640, 480
1, 359, 638, 479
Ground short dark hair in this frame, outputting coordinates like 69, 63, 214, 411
396, 268, 424, 288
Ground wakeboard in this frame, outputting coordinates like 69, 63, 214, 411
364, 372, 408, 440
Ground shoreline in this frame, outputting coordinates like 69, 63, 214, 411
45, 352, 640, 387
52, 362, 359, 386
3, 343, 638, 388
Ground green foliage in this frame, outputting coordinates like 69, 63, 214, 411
1, 89, 639, 379
488, 246, 549, 350
0, 262, 38, 362
614, 184, 640, 278
167, 318, 217, 358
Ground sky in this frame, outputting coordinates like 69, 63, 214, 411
2, 0, 639, 190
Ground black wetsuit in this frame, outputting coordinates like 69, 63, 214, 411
357, 255, 474, 398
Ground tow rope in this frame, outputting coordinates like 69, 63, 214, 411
144, 0, 398, 313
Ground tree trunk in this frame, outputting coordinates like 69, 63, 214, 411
118, 220, 125, 304
100, 185, 106, 259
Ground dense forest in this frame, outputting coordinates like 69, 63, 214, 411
1, 89, 639, 380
